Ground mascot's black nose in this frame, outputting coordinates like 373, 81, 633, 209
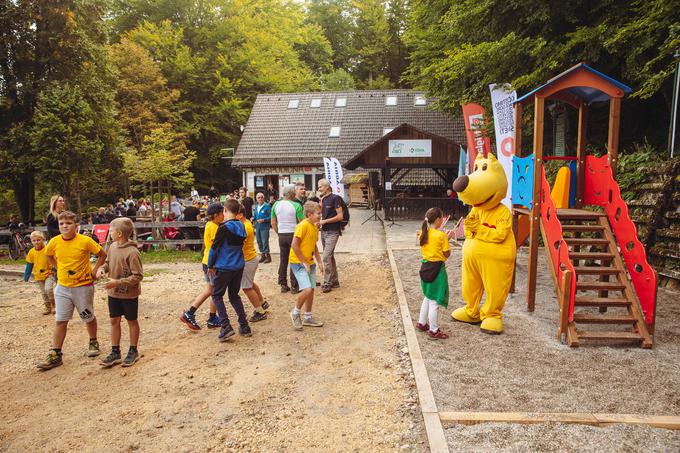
452, 175, 469, 193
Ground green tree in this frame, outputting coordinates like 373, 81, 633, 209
306, 0, 356, 71
386, 0, 409, 87
109, 37, 179, 151
0, 0, 119, 222
321, 68, 357, 91
31, 83, 102, 214
352, 0, 390, 87
404, 0, 679, 149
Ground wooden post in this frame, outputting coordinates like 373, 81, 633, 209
607, 97, 622, 178
558, 269, 573, 342
526, 96, 545, 312
514, 103, 523, 158
575, 102, 588, 208
510, 102, 523, 294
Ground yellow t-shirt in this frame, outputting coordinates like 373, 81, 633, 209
420, 228, 450, 262
45, 234, 102, 287
26, 247, 52, 281
202, 221, 219, 265
242, 220, 257, 261
289, 219, 318, 265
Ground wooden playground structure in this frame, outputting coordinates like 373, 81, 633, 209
512, 63, 657, 348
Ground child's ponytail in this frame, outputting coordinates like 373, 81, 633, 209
420, 218, 429, 246
420, 207, 444, 246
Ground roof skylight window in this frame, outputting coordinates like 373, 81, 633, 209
335, 97, 347, 107
329, 126, 341, 137
414, 96, 427, 106
383, 127, 394, 136
385, 96, 397, 106
287, 99, 300, 109
310, 98, 322, 108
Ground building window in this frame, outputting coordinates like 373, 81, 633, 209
310, 98, 322, 108
383, 127, 394, 136
414, 96, 427, 106
385, 95, 397, 106
335, 97, 347, 107
329, 126, 341, 137
287, 99, 299, 109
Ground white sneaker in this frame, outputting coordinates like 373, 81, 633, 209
302, 316, 324, 327
291, 312, 303, 330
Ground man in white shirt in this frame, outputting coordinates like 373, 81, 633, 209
271, 185, 304, 293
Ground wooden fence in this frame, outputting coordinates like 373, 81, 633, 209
384, 197, 467, 221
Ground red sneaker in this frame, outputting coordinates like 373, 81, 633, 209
415, 322, 429, 332
427, 329, 449, 340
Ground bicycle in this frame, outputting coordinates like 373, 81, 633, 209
8, 222, 32, 261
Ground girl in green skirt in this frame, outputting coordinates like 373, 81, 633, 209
416, 207, 454, 340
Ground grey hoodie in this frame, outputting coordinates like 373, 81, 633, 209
102, 240, 143, 299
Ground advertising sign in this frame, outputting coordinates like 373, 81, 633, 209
388, 139, 432, 158
323, 157, 345, 198
461, 103, 492, 171
489, 83, 517, 209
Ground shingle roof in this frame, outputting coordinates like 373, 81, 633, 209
233, 89, 466, 168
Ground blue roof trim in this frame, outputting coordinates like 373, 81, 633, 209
514, 63, 632, 105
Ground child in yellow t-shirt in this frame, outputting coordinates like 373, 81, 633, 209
237, 209, 268, 323
289, 201, 324, 331
37, 211, 107, 371
23, 231, 56, 315
179, 203, 223, 331
417, 207, 454, 340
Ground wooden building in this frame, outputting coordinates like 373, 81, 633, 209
345, 123, 466, 220
232, 89, 466, 198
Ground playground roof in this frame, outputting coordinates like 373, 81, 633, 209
515, 63, 632, 106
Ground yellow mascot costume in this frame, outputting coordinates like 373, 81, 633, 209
451, 153, 516, 334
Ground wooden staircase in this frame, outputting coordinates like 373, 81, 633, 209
556, 209, 653, 348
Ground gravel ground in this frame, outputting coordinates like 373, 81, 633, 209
0, 254, 427, 453
394, 247, 680, 452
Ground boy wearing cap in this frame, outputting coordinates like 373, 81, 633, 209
179, 202, 223, 331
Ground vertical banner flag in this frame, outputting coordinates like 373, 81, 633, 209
457, 145, 468, 178
461, 103, 492, 172
489, 83, 517, 209
323, 157, 345, 198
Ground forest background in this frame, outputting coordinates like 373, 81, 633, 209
0, 0, 677, 223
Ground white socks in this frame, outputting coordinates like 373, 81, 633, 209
419, 297, 439, 332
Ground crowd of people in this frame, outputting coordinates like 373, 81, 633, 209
24, 179, 352, 371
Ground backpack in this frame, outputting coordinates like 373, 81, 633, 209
338, 196, 350, 228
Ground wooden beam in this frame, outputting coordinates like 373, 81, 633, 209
607, 97, 622, 178
513, 102, 523, 157
439, 411, 680, 430
387, 249, 450, 453
558, 269, 573, 342
575, 102, 587, 208
526, 96, 545, 312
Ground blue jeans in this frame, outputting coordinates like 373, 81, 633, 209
255, 222, 270, 254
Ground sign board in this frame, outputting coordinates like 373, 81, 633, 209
461, 103, 492, 171
388, 139, 432, 158
489, 83, 517, 210
323, 157, 345, 198
290, 173, 305, 184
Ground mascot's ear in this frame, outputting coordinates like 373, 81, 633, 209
487, 153, 498, 161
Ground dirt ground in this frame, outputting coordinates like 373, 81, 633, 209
0, 254, 427, 453
394, 247, 680, 453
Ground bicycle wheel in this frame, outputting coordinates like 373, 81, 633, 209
8, 236, 21, 260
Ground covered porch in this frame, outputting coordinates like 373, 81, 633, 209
345, 123, 467, 220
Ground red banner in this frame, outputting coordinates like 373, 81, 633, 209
461, 103, 492, 171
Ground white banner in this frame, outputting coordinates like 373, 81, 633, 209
323, 157, 345, 198
388, 139, 432, 158
489, 83, 517, 209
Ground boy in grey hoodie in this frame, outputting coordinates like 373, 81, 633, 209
97, 217, 144, 367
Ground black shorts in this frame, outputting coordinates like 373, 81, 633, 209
108, 296, 139, 321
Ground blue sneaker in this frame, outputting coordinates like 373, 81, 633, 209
179, 311, 201, 331
218, 324, 235, 342
206, 314, 221, 329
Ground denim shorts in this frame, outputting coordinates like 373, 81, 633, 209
290, 263, 316, 290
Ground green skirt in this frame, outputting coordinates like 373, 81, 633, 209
420, 260, 449, 308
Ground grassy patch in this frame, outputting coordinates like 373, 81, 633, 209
0, 255, 25, 266
144, 268, 168, 278
140, 249, 202, 264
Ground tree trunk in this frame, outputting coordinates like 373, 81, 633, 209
74, 178, 82, 214
12, 171, 35, 224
